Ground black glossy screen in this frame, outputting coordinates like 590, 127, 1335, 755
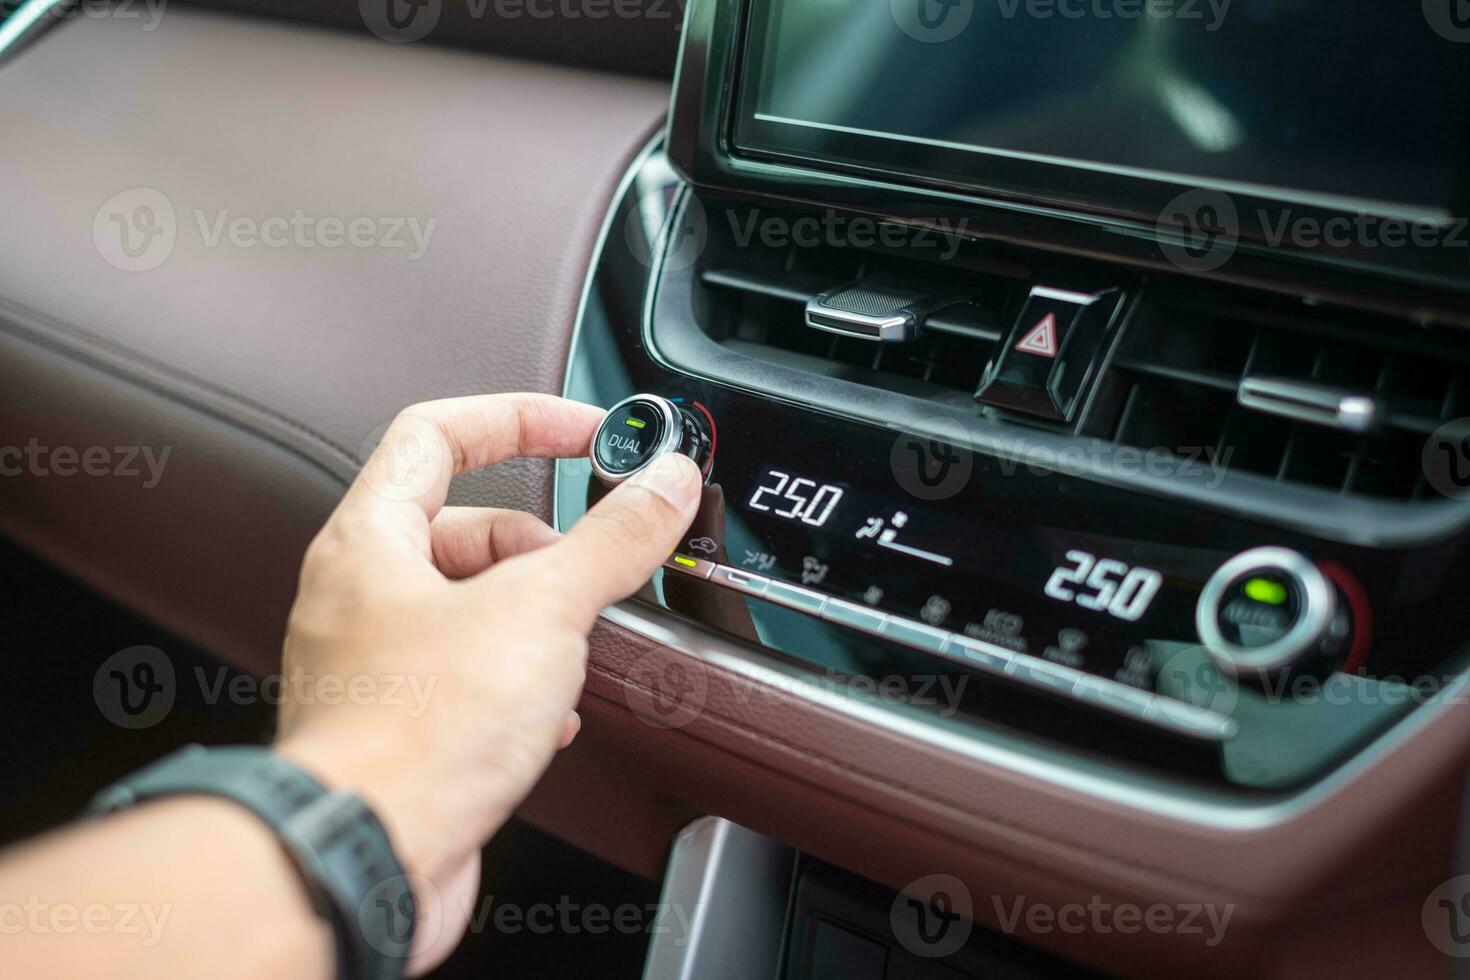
737, 0, 1470, 212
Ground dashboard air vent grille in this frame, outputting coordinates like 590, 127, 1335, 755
692, 206, 1027, 407
1084, 296, 1470, 500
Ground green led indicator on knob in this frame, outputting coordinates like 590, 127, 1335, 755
1243, 577, 1288, 606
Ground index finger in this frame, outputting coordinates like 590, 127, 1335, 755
343, 393, 605, 528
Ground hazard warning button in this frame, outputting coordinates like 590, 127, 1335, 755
976, 285, 1124, 421
1014, 312, 1060, 357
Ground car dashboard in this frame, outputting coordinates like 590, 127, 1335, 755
2, 2, 1469, 977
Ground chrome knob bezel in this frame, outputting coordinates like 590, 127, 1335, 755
589, 393, 684, 487
1195, 546, 1337, 677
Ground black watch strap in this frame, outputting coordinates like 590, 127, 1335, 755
85, 745, 416, 980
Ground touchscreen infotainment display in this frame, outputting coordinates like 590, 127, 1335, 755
734, 0, 1470, 216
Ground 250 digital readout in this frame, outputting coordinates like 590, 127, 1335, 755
1044, 550, 1163, 622
747, 470, 845, 527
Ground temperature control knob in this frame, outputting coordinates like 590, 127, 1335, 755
590, 394, 711, 487
1196, 547, 1348, 681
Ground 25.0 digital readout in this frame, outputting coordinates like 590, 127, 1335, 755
747, 469, 845, 527
1044, 550, 1163, 622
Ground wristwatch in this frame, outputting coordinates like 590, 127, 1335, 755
85, 744, 416, 980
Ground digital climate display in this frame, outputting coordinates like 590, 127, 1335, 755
717, 456, 1217, 688
735, 0, 1470, 215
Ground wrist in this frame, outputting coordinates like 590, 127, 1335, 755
273, 729, 501, 886
85, 744, 420, 980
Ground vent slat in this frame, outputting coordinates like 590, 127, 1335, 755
693, 210, 1025, 400
1091, 296, 1470, 502
701, 267, 828, 304
1109, 358, 1238, 393
925, 306, 1007, 343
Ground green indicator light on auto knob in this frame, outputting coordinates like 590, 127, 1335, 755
1196, 547, 1348, 683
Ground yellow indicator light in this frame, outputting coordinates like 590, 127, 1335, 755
1244, 577, 1288, 605
624, 417, 646, 430
672, 556, 698, 568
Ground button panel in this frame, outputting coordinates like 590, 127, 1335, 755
822, 598, 889, 634
944, 634, 1012, 674
661, 554, 715, 580
763, 580, 829, 615
880, 617, 949, 655
1007, 658, 1078, 694
709, 565, 769, 597
661, 554, 1238, 742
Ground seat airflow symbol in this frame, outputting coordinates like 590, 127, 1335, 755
1015, 312, 1059, 358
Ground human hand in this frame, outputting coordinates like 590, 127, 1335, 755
271, 393, 701, 973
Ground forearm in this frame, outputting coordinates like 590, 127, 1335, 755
0, 797, 334, 980
0, 394, 700, 979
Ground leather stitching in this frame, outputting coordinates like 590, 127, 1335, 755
0, 294, 362, 478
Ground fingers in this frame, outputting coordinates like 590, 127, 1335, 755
514, 453, 703, 630
429, 507, 561, 579
343, 394, 605, 530
558, 711, 581, 749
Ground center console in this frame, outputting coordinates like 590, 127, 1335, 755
558, 0, 1470, 799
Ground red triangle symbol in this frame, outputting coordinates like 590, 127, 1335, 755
1015, 312, 1059, 358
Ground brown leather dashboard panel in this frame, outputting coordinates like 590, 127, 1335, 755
179, 0, 682, 77
0, 11, 666, 669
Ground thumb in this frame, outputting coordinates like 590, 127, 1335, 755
521, 452, 703, 629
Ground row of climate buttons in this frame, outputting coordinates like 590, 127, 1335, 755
662, 554, 1238, 742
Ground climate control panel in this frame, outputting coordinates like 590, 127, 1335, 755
557, 171, 1470, 792
561, 382, 1470, 789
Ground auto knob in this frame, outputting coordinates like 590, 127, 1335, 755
589, 394, 712, 487
1195, 546, 1349, 682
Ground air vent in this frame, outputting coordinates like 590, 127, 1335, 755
690, 205, 1027, 408
659, 197, 1470, 508
1084, 293, 1470, 500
